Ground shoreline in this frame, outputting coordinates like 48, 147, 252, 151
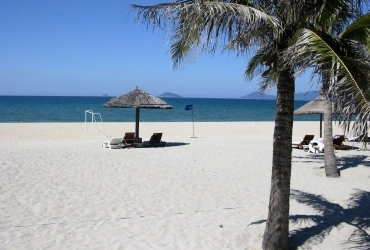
0, 121, 346, 140
1, 122, 369, 249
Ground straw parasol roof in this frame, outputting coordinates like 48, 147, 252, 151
294, 94, 327, 137
104, 86, 173, 139
294, 94, 326, 115
103, 86, 173, 109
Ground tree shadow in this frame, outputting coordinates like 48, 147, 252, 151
289, 189, 370, 249
250, 189, 370, 249
292, 154, 370, 172
337, 155, 370, 171
292, 153, 324, 164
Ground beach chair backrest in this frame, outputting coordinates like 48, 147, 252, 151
302, 135, 315, 145
303, 135, 315, 141
123, 132, 135, 143
333, 135, 345, 145
150, 133, 162, 142
110, 138, 122, 145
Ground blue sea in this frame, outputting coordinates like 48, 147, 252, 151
0, 96, 319, 123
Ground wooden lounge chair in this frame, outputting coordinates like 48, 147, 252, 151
292, 135, 315, 149
122, 132, 135, 147
144, 133, 166, 147
333, 135, 349, 150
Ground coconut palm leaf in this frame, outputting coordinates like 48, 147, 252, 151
241, 43, 281, 92
132, 1, 280, 69
340, 13, 370, 49
283, 28, 370, 135
311, 0, 361, 35
225, 23, 274, 54
244, 44, 274, 79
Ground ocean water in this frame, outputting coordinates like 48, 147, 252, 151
0, 96, 319, 123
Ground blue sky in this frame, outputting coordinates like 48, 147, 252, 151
1, 0, 318, 98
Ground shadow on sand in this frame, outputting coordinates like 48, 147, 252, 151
252, 151, 370, 249
139, 142, 190, 148
292, 153, 370, 171
337, 155, 370, 171
250, 190, 370, 249
164, 142, 190, 147
288, 189, 370, 249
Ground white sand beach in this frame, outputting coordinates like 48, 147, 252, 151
1, 122, 369, 250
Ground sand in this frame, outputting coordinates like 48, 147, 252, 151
0, 122, 369, 250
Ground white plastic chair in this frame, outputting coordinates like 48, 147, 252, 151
102, 138, 123, 149
308, 139, 324, 153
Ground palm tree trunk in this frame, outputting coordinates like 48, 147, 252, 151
323, 93, 340, 177
321, 65, 340, 178
262, 69, 295, 250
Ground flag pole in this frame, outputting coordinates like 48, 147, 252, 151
185, 104, 196, 138
192, 107, 195, 137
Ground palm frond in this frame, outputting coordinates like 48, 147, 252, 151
131, 1, 280, 69
244, 44, 274, 80
225, 23, 274, 55
283, 28, 370, 136
340, 13, 370, 49
305, 0, 368, 37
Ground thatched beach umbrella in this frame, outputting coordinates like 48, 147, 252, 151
103, 86, 173, 140
294, 94, 327, 137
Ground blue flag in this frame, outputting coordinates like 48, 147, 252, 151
185, 104, 193, 110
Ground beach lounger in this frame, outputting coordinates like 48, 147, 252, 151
143, 133, 166, 147
292, 135, 315, 149
333, 135, 349, 150
348, 133, 368, 142
102, 138, 123, 149
122, 132, 135, 147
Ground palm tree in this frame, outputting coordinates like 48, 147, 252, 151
324, 13, 370, 177
283, 11, 370, 177
130, 1, 369, 249
327, 13, 370, 140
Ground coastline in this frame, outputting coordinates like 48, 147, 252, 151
1, 122, 369, 249
0, 121, 345, 141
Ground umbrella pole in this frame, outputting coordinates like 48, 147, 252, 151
320, 114, 323, 138
136, 108, 140, 138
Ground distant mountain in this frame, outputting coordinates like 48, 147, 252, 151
240, 92, 276, 100
294, 91, 319, 100
241, 91, 319, 101
158, 92, 182, 98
